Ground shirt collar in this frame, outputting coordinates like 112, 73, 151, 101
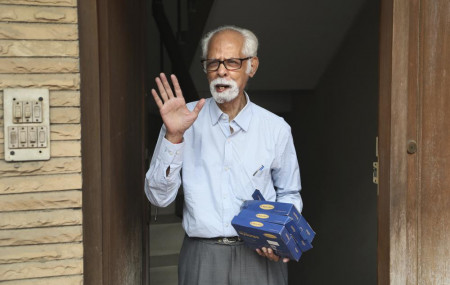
209, 92, 253, 132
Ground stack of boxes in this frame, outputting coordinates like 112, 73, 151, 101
231, 190, 315, 261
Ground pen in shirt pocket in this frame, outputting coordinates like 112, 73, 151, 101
252, 165, 264, 176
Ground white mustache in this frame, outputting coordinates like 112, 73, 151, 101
210, 78, 238, 88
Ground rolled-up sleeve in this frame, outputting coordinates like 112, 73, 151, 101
145, 126, 184, 207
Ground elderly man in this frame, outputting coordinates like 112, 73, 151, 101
145, 25, 302, 285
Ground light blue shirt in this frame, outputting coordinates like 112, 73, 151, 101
145, 95, 302, 238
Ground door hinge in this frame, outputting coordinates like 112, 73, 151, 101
373, 161, 379, 185
373, 137, 379, 196
373, 136, 379, 186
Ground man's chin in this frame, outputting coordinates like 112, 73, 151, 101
211, 91, 238, 104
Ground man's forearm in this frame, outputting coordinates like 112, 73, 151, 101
145, 126, 184, 207
145, 159, 182, 207
276, 190, 303, 213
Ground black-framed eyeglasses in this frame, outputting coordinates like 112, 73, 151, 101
201, 57, 252, 71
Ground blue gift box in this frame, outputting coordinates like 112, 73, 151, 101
242, 200, 316, 244
231, 213, 302, 261
297, 238, 313, 252
297, 214, 316, 243
251, 189, 265, 201
237, 209, 312, 253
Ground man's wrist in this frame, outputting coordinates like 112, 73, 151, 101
165, 133, 183, 144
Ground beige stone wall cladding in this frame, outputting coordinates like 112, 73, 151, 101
0, 1, 83, 284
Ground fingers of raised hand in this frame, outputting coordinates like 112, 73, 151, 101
170, 74, 184, 98
154, 73, 177, 102
154, 75, 169, 101
151, 88, 163, 108
160, 73, 175, 98
192, 98, 206, 115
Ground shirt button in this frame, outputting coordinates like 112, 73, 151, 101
224, 167, 229, 171
168, 151, 173, 155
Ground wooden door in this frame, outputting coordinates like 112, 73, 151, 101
78, 0, 148, 284
378, 0, 450, 283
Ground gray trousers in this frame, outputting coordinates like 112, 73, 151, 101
178, 235, 288, 285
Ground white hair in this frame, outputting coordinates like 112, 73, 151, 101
201, 25, 259, 59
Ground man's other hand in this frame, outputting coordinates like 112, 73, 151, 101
256, 247, 290, 263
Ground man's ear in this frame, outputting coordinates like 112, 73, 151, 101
248, 57, 259, 78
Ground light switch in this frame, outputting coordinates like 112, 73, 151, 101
33, 101, 42, 122
28, 126, 37, 147
14, 102, 23, 123
24, 101, 32, 122
19, 127, 27, 148
8, 127, 18, 149
38, 127, 47, 147
3, 89, 50, 161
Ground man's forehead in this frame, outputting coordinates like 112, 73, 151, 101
211, 29, 243, 39
208, 30, 244, 54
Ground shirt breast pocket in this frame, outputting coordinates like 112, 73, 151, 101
251, 166, 275, 200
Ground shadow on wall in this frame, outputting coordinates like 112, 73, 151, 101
287, 0, 379, 284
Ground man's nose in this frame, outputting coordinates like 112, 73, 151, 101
217, 62, 228, 77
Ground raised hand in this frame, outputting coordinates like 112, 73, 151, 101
151, 73, 205, 143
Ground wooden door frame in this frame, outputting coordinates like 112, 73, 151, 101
378, 0, 421, 283
78, 0, 149, 284
78, 0, 427, 283
78, 0, 103, 282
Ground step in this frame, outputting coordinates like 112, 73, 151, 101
151, 201, 176, 216
150, 218, 184, 257
150, 213, 181, 225
150, 253, 179, 268
150, 265, 178, 285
